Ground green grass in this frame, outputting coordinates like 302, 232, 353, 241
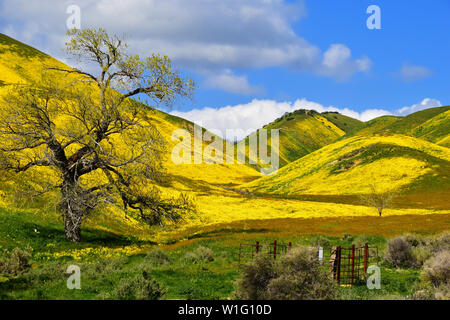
321, 112, 365, 135
0, 207, 154, 258
0, 212, 439, 300
348, 106, 450, 146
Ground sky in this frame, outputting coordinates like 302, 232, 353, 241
0, 0, 449, 139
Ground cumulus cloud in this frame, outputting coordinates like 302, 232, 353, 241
0, 0, 372, 85
320, 44, 372, 80
172, 97, 443, 140
400, 64, 432, 82
171, 99, 392, 140
203, 69, 263, 95
396, 98, 441, 116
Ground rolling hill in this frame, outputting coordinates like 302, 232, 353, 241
238, 105, 449, 169
346, 106, 450, 147
0, 33, 262, 237
0, 33, 261, 194
239, 109, 364, 168
244, 133, 450, 209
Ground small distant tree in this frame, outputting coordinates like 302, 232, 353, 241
0, 28, 195, 242
360, 183, 396, 217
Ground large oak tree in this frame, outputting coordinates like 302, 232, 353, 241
0, 28, 195, 242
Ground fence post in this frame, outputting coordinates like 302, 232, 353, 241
364, 243, 368, 273
318, 247, 323, 263
288, 242, 292, 253
336, 246, 341, 284
351, 244, 355, 285
273, 240, 277, 260
256, 241, 260, 255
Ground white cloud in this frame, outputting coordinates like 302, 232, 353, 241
320, 44, 372, 80
0, 0, 372, 85
203, 69, 263, 95
396, 98, 441, 116
400, 64, 432, 82
171, 97, 443, 140
171, 99, 392, 140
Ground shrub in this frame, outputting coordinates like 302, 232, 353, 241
412, 246, 432, 266
434, 283, 450, 300
145, 248, 171, 266
234, 247, 337, 300
402, 233, 427, 248
0, 247, 32, 275
432, 232, 450, 254
184, 252, 199, 263
312, 235, 330, 247
266, 247, 337, 300
354, 235, 370, 248
234, 255, 276, 300
84, 257, 128, 279
114, 270, 166, 300
23, 262, 65, 283
342, 233, 353, 242
195, 246, 214, 263
384, 237, 417, 268
184, 246, 214, 264
114, 278, 135, 300
422, 250, 450, 288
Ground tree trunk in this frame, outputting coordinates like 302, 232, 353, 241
378, 208, 382, 217
60, 180, 84, 242
63, 211, 82, 242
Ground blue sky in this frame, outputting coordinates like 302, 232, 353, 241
188, 0, 450, 110
0, 0, 449, 138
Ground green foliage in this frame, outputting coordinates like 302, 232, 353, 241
342, 233, 354, 242
114, 270, 166, 300
384, 237, 417, 268
0, 247, 32, 275
321, 112, 365, 135
184, 246, 214, 264
234, 247, 337, 300
311, 235, 331, 247
234, 255, 276, 300
422, 250, 450, 288
144, 248, 171, 266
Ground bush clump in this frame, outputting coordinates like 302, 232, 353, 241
234, 255, 276, 300
384, 237, 417, 268
184, 246, 214, 264
402, 233, 428, 248
430, 232, 450, 254
311, 235, 330, 247
422, 250, 450, 288
0, 247, 32, 275
235, 247, 337, 300
145, 248, 171, 266
23, 262, 65, 283
114, 270, 167, 300
417, 250, 450, 300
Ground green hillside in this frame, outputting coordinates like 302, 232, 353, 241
321, 111, 365, 135
239, 109, 364, 168
348, 106, 450, 147
244, 134, 450, 209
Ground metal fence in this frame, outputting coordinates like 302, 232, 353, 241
332, 244, 378, 285
237, 240, 378, 286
